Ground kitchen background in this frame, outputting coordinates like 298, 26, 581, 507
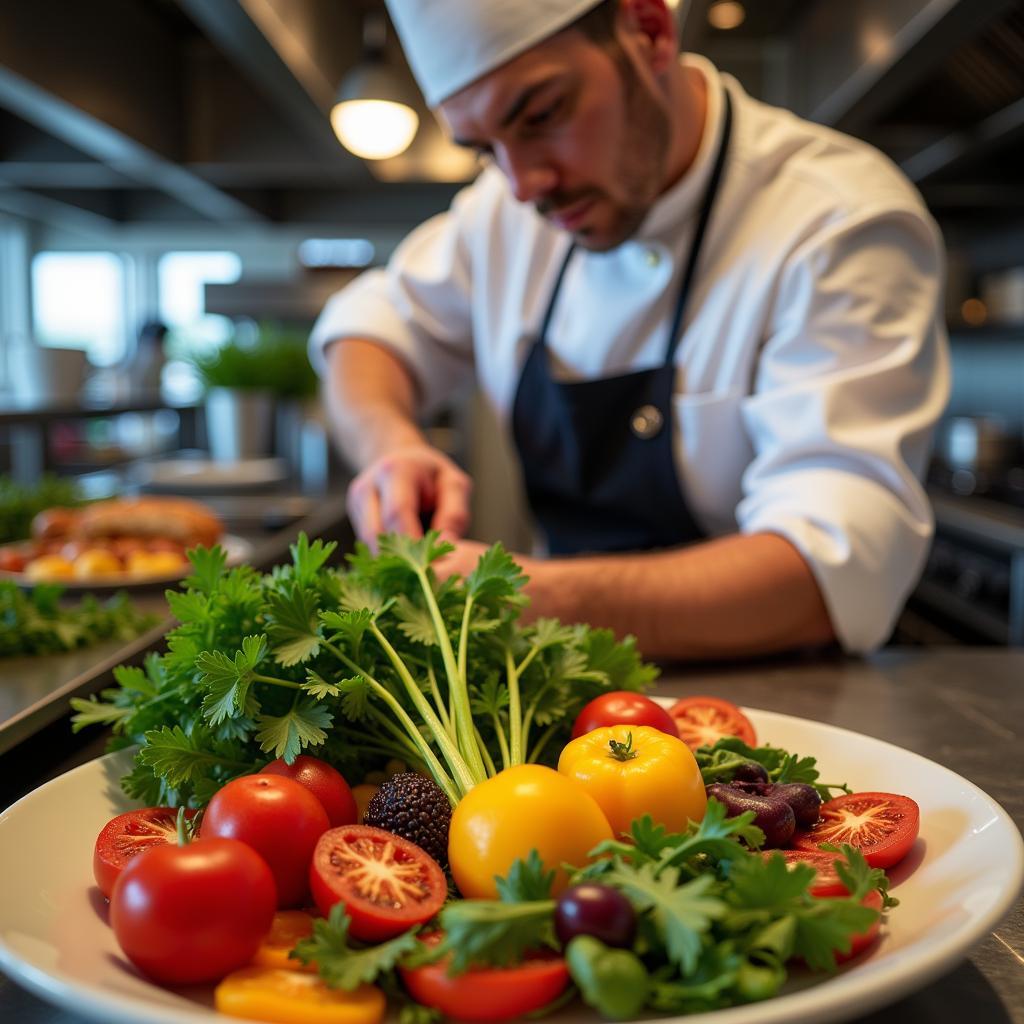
0, 0, 1022, 646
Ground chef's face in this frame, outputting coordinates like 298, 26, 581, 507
440, 11, 675, 251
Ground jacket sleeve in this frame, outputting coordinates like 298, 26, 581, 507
736, 205, 950, 653
309, 186, 480, 415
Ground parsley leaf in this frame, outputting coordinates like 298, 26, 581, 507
256, 700, 333, 761
496, 851, 556, 903
292, 904, 420, 990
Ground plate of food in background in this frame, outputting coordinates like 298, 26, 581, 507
0, 497, 253, 588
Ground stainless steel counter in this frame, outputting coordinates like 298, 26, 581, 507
2, 647, 1022, 1023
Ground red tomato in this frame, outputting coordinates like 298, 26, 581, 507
838, 889, 883, 960
261, 755, 358, 828
761, 849, 851, 897
93, 806, 198, 900
310, 825, 446, 942
791, 792, 920, 869
668, 696, 757, 750
399, 936, 569, 1022
571, 692, 678, 739
201, 775, 330, 908
110, 837, 276, 985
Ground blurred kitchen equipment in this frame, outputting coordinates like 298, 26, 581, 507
980, 267, 1024, 325
939, 416, 1019, 473
204, 387, 274, 462
7, 341, 88, 402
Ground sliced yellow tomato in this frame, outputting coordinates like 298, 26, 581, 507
251, 910, 317, 972
215, 967, 386, 1024
448, 764, 613, 899
558, 724, 707, 837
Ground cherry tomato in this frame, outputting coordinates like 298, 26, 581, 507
835, 889, 883, 960
93, 806, 198, 900
791, 792, 920, 869
668, 696, 757, 750
760, 849, 850, 897
0, 545, 29, 573
309, 825, 446, 942
261, 755, 358, 828
571, 691, 678, 739
399, 935, 569, 1022
202, 774, 330, 908
215, 967, 386, 1024
110, 837, 276, 985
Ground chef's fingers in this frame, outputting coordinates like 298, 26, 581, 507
346, 473, 383, 551
430, 467, 472, 542
378, 463, 425, 538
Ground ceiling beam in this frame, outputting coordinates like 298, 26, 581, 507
0, 2, 266, 222
795, 0, 1015, 132
0, 181, 114, 236
902, 96, 1024, 182
173, 0, 360, 166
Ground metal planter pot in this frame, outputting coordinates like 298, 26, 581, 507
204, 387, 275, 462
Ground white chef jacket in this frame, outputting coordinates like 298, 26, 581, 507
311, 54, 950, 654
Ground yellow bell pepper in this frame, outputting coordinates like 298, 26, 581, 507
558, 724, 707, 838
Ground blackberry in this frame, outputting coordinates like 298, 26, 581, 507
364, 772, 452, 867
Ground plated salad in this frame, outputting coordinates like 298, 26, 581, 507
74, 535, 920, 1023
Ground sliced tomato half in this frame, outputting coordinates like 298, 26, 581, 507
668, 696, 757, 751
93, 806, 197, 899
791, 792, 919, 869
310, 825, 446, 942
760, 849, 851, 897
829, 889, 883, 962
399, 936, 569, 1022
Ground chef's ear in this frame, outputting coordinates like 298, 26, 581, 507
617, 0, 678, 72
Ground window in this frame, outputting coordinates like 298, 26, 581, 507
158, 251, 242, 356
31, 252, 128, 366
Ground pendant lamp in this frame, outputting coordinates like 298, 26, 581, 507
331, 13, 419, 161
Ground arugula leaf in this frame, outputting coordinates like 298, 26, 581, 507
496, 851, 556, 903
292, 904, 420, 990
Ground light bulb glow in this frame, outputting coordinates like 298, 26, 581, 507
331, 99, 419, 160
708, 1, 745, 30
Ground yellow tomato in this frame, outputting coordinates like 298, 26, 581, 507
250, 911, 317, 972
73, 548, 123, 578
448, 764, 613, 899
558, 724, 707, 838
215, 967, 385, 1024
23, 555, 75, 581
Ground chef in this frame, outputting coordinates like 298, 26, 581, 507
311, 0, 949, 659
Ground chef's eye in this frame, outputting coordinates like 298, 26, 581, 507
524, 98, 562, 128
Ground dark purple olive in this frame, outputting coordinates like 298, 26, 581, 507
706, 782, 796, 848
554, 884, 637, 949
730, 761, 770, 784
771, 783, 822, 828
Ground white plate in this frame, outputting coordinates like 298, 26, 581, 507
137, 458, 289, 492
0, 535, 254, 591
0, 708, 1021, 1024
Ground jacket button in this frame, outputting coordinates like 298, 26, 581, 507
630, 404, 663, 439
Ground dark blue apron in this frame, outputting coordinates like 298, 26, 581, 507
511, 91, 733, 556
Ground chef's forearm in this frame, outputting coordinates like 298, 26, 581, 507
524, 533, 836, 660
323, 338, 429, 470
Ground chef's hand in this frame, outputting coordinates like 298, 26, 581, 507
346, 444, 472, 550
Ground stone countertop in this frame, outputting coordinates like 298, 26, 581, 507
1, 647, 1022, 1023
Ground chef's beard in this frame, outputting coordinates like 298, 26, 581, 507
538, 48, 671, 252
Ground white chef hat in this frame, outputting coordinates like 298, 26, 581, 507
384, 0, 605, 107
